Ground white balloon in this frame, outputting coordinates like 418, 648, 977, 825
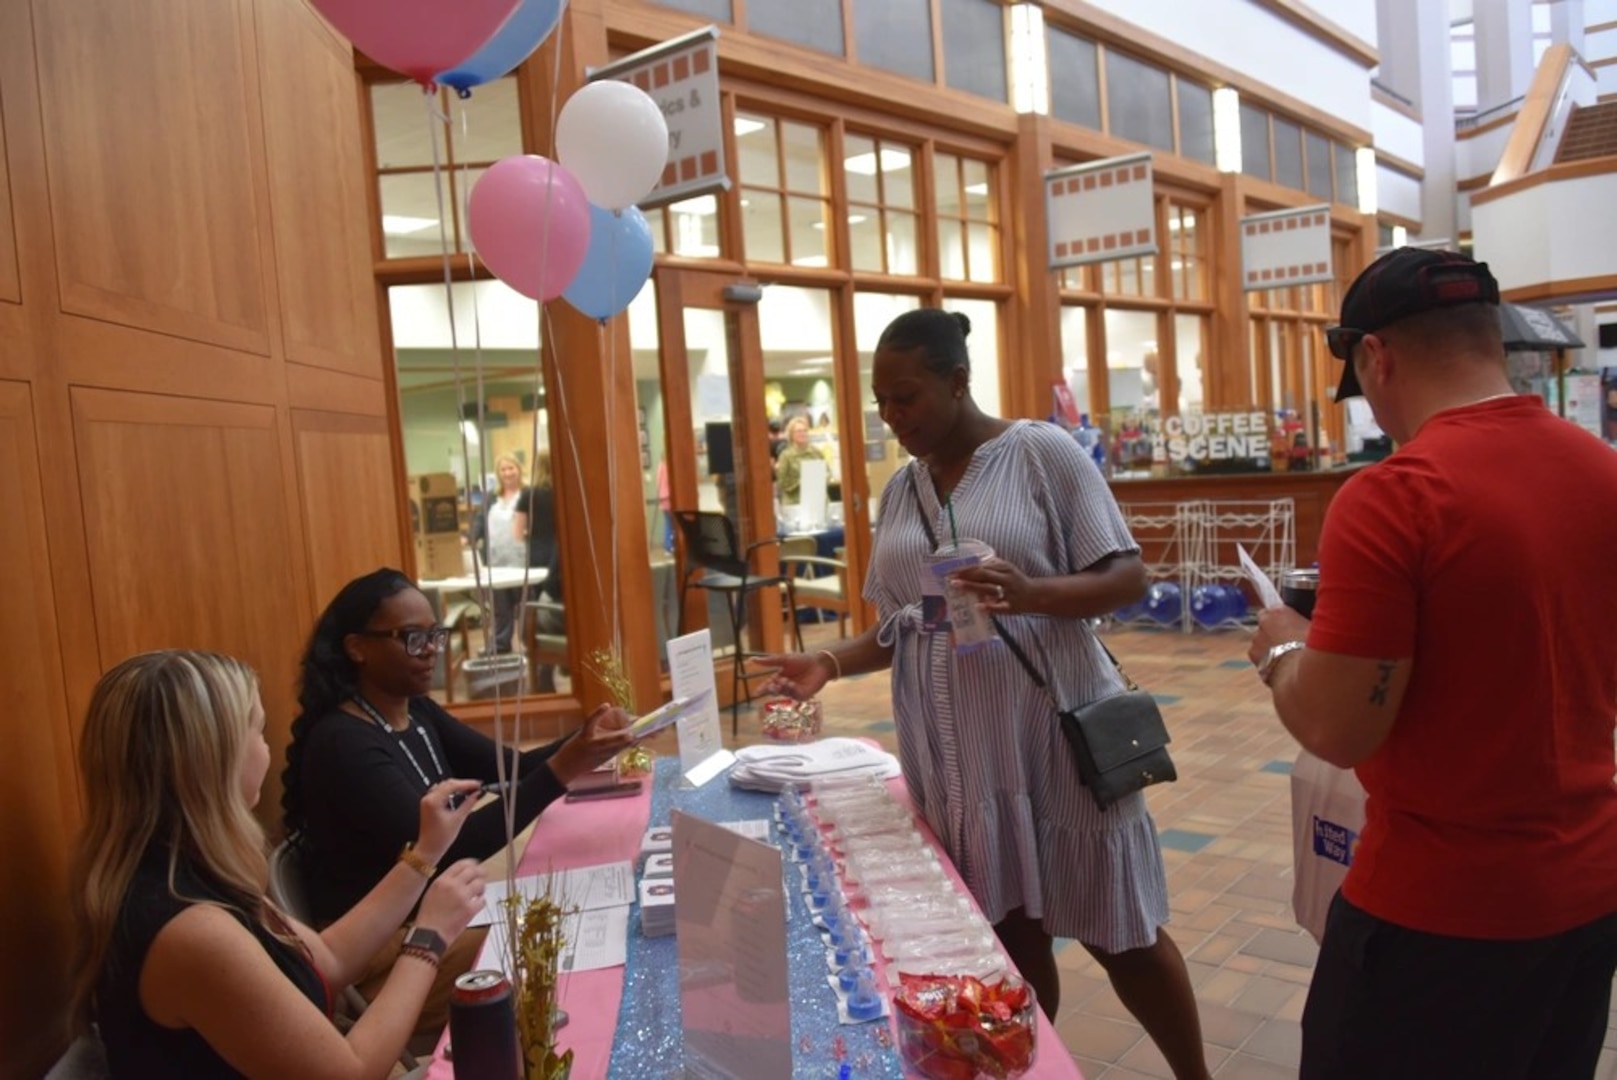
556, 81, 670, 211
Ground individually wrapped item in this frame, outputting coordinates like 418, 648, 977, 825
887, 951, 1008, 984
894, 973, 1037, 1079
881, 926, 999, 963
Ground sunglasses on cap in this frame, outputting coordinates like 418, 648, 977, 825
356, 625, 450, 657
1325, 326, 1369, 362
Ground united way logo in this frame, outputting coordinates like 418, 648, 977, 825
1311, 816, 1358, 866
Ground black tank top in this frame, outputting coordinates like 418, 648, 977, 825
98, 850, 331, 1078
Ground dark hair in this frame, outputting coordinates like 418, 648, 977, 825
875, 308, 973, 378
281, 567, 415, 837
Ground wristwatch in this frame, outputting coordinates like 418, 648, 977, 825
1257, 640, 1306, 686
401, 924, 447, 961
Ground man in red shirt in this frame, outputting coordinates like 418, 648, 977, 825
1250, 248, 1617, 1080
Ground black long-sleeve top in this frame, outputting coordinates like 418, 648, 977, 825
295, 697, 568, 924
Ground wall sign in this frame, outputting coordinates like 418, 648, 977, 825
1045, 153, 1157, 269
1240, 205, 1332, 290
590, 26, 727, 210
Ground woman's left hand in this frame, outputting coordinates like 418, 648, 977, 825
951, 556, 1032, 615
547, 704, 635, 785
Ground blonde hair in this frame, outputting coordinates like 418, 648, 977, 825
493, 453, 525, 490
68, 650, 271, 1030
785, 416, 810, 439
530, 450, 552, 488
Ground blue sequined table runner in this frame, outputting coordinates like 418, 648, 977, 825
605, 759, 904, 1079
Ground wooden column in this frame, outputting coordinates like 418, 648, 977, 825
1008, 112, 1060, 419
519, 0, 661, 711
1212, 171, 1253, 408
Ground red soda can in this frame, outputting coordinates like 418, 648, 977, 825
448, 970, 519, 1080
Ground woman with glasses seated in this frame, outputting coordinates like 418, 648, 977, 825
281, 567, 633, 1033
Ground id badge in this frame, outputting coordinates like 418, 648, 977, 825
920, 569, 949, 633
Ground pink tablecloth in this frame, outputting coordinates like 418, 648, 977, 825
424, 780, 655, 1080
425, 768, 1082, 1079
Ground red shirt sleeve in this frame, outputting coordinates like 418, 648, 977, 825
1306, 466, 1421, 660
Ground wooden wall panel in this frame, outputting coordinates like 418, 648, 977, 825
0, 382, 77, 1079
71, 387, 305, 826
254, 0, 384, 376
0, 82, 19, 306
292, 409, 404, 611
33, 0, 270, 355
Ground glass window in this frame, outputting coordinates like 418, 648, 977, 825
1175, 313, 1208, 414
934, 153, 999, 283
855, 292, 923, 520
853, 0, 935, 82
372, 79, 521, 258
1333, 142, 1358, 207
1273, 117, 1304, 190
1167, 203, 1207, 301
1105, 51, 1173, 151
1177, 80, 1215, 165
1060, 306, 1091, 416
1240, 104, 1271, 181
626, 284, 681, 663
940, 0, 1007, 102
669, 195, 722, 259
1049, 29, 1101, 130
1305, 130, 1333, 199
948, 298, 1001, 418
758, 286, 840, 520
653, 0, 733, 19
738, 114, 830, 266
1100, 253, 1158, 298
845, 136, 919, 275
1103, 308, 1162, 417
748, 0, 845, 55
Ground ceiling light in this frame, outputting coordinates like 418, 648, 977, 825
844, 149, 912, 175
964, 182, 989, 196
1356, 147, 1378, 215
793, 255, 830, 267
734, 116, 767, 137
383, 214, 439, 235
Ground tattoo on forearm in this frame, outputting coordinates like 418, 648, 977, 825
1368, 662, 1395, 706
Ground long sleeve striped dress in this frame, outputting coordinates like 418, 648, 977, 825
865, 420, 1170, 949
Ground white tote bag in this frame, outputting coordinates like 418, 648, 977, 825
1290, 749, 1367, 943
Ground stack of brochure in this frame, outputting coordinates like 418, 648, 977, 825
638, 877, 677, 936
727, 738, 900, 793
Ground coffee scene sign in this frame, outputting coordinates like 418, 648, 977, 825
1157, 411, 1272, 467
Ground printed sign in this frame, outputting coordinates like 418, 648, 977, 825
1241, 204, 1332, 289
1045, 153, 1157, 269
1311, 815, 1359, 866
590, 27, 727, 209
1157, 412, 1271, 467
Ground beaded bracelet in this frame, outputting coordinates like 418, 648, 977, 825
816, 649, 842, 681
398, 943, 441, 968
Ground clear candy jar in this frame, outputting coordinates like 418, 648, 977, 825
761, 697, 822, 743
894, 973, 1037, 1079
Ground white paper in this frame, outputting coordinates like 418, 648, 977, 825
666, 630, 725, 777
671, 811, 793, 1078
1237, 543, 1285, 610
478, 904, 630, 975
471, 861, 635, 927
683, 748, 735, 789
798, 458, 829, 529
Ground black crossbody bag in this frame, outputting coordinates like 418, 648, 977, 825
908, 471, 1176, 810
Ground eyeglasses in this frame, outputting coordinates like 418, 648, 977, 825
1325, 326, 1368, 361
357, 626, 450, 657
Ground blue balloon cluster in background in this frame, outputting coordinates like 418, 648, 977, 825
437, 0, 567, 94
1190, 583, 1251, 627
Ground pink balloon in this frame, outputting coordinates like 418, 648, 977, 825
311, 0, 522, 85
468, 156, 592, 302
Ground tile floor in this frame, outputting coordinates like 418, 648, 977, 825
715, 621, 1617, 1080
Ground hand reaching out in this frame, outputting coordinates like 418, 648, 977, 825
751, 652, 832, 701
548, 704, 636, 785
415, 779, 482, 865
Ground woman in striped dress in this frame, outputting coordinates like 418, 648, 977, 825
762, 308, 1209, 1080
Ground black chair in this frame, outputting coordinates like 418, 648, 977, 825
673, 509, 803, 734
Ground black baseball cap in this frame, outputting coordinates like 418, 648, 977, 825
1326, 247, 1500, 400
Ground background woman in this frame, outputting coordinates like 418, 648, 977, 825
471, 452, 529, 654
69, 650, 485, 1078
762, 309, 1210, 1080
281, 567, 632, 1028
774, 415, 826, 505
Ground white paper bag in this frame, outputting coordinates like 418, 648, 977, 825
1290, 749, 1367, 943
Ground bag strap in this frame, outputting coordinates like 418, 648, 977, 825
905, 468, 1138, 701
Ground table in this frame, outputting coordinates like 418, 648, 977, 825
425, 758, 1082, 1079
418, 566, 547, 595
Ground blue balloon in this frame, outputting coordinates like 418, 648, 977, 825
1145, 581, 1182, 624
437, 0, 566, 94
1190, 584, 1227, 628
562, 204, 654, 321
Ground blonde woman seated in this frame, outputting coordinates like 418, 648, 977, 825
68, 650, 487, 1079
